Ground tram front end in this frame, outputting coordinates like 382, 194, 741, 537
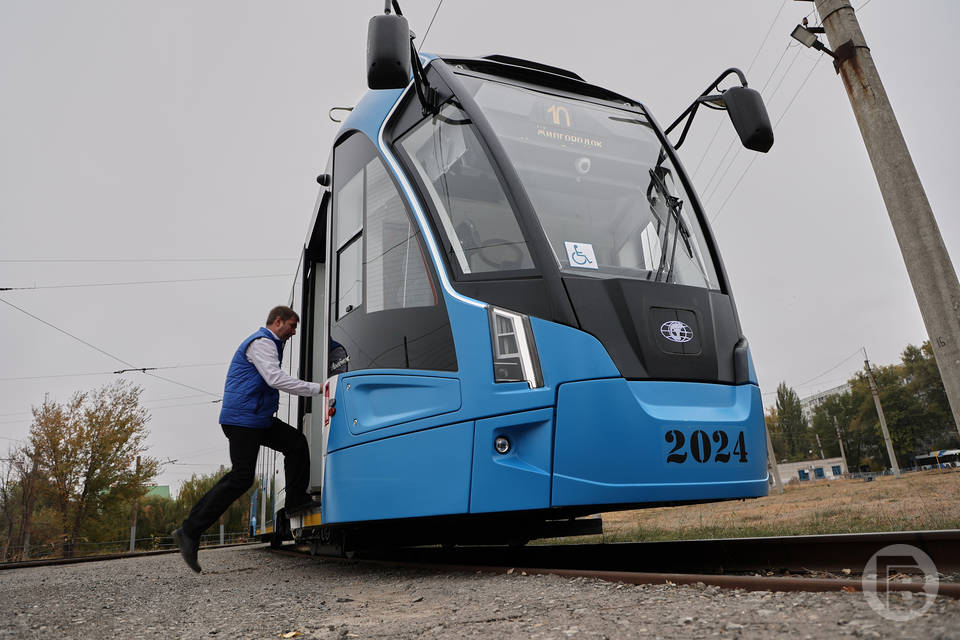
382, 54, 771, 513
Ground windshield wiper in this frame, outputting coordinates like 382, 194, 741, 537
647, 168, 693, 283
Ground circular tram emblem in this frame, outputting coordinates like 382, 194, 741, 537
660, 320, 693, 343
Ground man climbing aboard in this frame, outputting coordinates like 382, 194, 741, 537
173, 305, 321, 573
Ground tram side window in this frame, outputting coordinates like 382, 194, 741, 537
365, 159, 435, 312
336, 169, 364, 319
329, 131, 457, 374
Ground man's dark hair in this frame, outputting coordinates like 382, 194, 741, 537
266, 305, 299, 325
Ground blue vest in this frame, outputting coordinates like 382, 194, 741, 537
218, 328, 284, 428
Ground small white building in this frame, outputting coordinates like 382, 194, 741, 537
775, 456, 848, 484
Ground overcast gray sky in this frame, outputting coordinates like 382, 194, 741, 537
2, 1, 957, 492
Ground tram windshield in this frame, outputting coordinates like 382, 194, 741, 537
455, 73, 721, 289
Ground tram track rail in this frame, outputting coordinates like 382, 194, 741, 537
0, 541, 259, 572
272, 529, 960, 598
3, 529, 956, 600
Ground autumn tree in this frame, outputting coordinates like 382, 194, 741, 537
175, 467, 254, 538
29, 381, 159, 557
134, 493, 184, 544
810, 387, 865, 468
774, 383, 810, 460
807, 342, 960, 471
0, 451, 19, 559
901, 342, 958, 449
12, 444, 41, 558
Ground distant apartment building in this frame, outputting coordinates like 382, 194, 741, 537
799, 382, 851, 424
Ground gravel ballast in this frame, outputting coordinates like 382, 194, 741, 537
1, 544, 957, 639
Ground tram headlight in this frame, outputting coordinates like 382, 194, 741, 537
488, 306, 543, 389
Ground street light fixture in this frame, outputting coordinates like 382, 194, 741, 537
791, 24, 836, 57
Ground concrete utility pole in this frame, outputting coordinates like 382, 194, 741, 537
765, 426, 785, 494
814, 0, 960, 441
864, 358, 901, 478
128, 456, 141, 553
19, 450, 38, 560
815, 433, 825, 459
833, 415, 849, 474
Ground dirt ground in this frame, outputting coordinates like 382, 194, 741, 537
597, 468, 960, 542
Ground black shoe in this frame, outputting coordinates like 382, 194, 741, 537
173, 528, 201, 573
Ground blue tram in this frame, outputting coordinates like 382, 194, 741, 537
252, 5, 774, 551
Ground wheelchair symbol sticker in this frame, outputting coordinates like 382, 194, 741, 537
565, 242, 598, 269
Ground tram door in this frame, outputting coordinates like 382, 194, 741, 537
303, 254, 327, 497
300, 182, 329, 497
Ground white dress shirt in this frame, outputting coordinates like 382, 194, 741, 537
246, 329, 322, 396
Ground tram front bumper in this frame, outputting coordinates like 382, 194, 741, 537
551, 379, 769, 507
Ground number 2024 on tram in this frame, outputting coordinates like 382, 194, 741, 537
251, 3, 776, 553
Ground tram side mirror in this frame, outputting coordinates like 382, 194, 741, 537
722, 86, 774, 153
367, 13, 411, 90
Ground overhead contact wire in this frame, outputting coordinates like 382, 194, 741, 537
0, 296, 137, 369
0, 257, 291, 264
796, 346, 866, 388
418, 0, 444, 50
0, 273, 291, 291
692, 0, 788, 179
702, 44, 800, 206
0, 296, 219, 397
0, 362, 225, 382
711, 53, 824, 223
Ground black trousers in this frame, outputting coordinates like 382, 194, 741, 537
181, 418, 310, 539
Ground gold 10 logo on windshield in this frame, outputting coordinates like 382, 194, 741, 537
547, 104, 571, 128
